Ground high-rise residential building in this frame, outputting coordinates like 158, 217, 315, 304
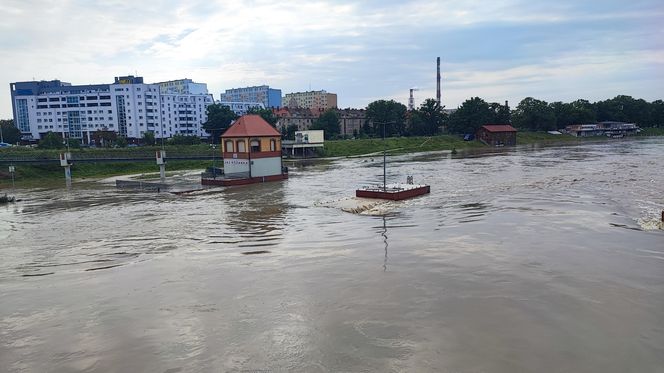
219, 101, 265, 116
157, 78, 208, 95
220, 85, 282, 108
9, 76, 214, 142
283, 90, 337, 110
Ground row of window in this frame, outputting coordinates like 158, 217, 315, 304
224, 139, 277, 153
37, 95, 111, 102
37, 123, 116, 130
37, 110, 113, 116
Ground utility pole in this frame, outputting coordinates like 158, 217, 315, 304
375, 121, 396, 192
436, 57, 441, 105
9, 165, 15, 189
383, 120, 386, 191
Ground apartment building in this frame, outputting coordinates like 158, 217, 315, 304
219, 101, 265, 116
157, 78, 208, 95
220, 85, 282, 108
9, 76, 214, 142
283, 90, 337, 110
274, 107, 367, 137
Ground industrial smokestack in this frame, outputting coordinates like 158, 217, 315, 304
436, 57, 441, 105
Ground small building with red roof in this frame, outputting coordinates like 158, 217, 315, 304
203, 115, 286, 186
476, 124, 517, 147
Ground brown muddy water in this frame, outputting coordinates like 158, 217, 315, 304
1, 138, 663, 372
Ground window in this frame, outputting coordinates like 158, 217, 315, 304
270, 139, 276, 151
225, 140, 234, 152
236, 140, 246, 152
250, 139, 260, 152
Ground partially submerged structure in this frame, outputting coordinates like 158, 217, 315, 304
282, 130, 324, 157
476, 124, 517, 147
565, 122, 639, 137
202, 115, 287, 186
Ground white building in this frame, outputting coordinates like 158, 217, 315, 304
157, 78, 208, 95
10, 76, 214, 142
219, 101, 265, 116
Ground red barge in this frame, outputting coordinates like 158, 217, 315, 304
356, 183, 430, 200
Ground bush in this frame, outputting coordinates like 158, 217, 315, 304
67, 138, 81, 149
168, 135, 201, 145
38, 132, 64, 149
115, 137, 128, 148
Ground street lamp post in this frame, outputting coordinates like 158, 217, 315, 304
383, 120, 386, 191
212, 143, 217, 178
375, 121, 396, 192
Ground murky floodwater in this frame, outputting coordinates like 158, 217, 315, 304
1, 138, 663, 372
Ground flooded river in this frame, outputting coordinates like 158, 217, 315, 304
1, 138, 663, 372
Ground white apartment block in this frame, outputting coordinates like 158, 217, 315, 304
219, 101, 265, 116
10, 76, 214, 143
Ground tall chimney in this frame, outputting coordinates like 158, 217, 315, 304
436, 57, 441, 105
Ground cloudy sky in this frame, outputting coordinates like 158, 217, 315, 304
1, 0, 662, 118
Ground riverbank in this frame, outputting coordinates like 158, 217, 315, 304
0, 160, 210, 188
321, 129, 664, 157
1, 130, 662, 186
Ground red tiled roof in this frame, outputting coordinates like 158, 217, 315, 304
221, 115, 281, 138
481, 124, 517, 132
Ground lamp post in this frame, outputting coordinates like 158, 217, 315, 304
375, 121, 396, 192
9, 165, 15, 189
212, 143, 217, 178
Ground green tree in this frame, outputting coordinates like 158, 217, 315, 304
0, 119, 21, 144
203, 104, 238, 143
407, 111, 428, 136
365, 100, 408, 137
512, 97, 556, 131
67, 138, 81, 149
247, 107, 278, 126
550, 100, 596, 129
649, 100, 664, 127
168, 134, 201, 145
447, 97, 493, 134
569, 99, 596, 124
596, 95, 650, 126
489, 102, 511, 124
142, 131, 156, 146
115, 137, 128, 148
412, 98, 446, 136
92, 130, 117, 147
38, 132, 64, 149
549, 101, 573, 129
311, 109, 341, 139
281, 124, 299, 139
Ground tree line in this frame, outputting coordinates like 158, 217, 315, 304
360, 95, 663, 137
1, 95, 661, 146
